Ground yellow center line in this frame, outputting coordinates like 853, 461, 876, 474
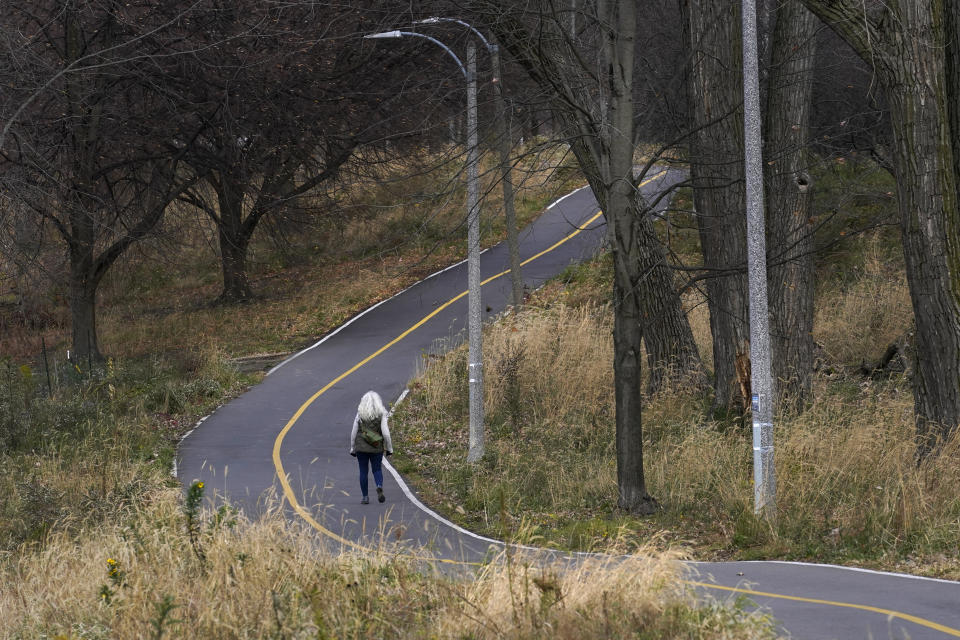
268, 168, 960, 635
268, 172, 630, 555
684, 580, 960, 637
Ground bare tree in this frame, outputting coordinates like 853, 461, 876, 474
0, 0, 205, 361
801, 0, 960, 456
170, 3, 417, 303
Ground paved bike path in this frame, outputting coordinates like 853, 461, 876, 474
177, 169, 960, 639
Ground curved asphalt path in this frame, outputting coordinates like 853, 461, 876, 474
178, 168, 960, 639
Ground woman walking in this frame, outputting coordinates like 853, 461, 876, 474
349, 390, 394, 504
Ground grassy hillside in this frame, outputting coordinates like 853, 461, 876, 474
1, 146, 576, 362
0, 146, 782, 638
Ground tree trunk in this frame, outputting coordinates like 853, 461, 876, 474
67, 208, 103, 363
636, 211, 704, 393
219, 230, 252, 303
801, 0, 960, 456
603, 0, 657, 514
764, 2, 818, 412
685, 0, 751, 413
611, 231, 655, 513
216, 178, 254, 303
68, 280, 101, 365
886, 49, 960, 458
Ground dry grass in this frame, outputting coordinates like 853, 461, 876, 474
814, 234, 912, 367
643, 376, 960, 572
0, 487, 777, 639
0, 348, 247, 550
399, 300, 620, 531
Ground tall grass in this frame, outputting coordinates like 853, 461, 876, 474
399, 302, 619, 530
815, 234, 912, 367
0, 485, 777, 639
643, 377, 960, 566
0, 348, 247, 550
393, 245, 960, 578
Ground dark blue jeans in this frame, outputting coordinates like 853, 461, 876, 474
356, 452, 383, 497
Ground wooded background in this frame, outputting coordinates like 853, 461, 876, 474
2, 0, 959, 511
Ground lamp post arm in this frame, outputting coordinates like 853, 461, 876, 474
414, 17, 496, 54
364, 30, 468, 79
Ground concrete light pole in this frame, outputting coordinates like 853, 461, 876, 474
363, 29, 485, 462
464, 41, 485, 462
415, 18, 523, 308
741, 0, 776, 518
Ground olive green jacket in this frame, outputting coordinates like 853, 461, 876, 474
349, 412, 393, 455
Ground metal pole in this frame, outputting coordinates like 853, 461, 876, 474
490, 44, 524, 308
465, 41, 485, 462
742, 0, 775, 517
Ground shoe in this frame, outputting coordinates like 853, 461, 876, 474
377, 487, 385, 503
361, 496, 369, 504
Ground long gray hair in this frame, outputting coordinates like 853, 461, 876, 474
357, 390, 386, 421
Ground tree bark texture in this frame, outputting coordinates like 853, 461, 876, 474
67, 190, 103, 363
215, 177, 254, 303
763, 2, 818, 412
948, 0, 960, 198
684, 0, 751, 412
802, 0, 960, 455
602, 0, 657, 514
636, 211, 704, 394
68, 279, 100, 365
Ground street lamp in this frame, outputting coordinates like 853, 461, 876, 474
414, 18, 525, 310
363, 29, 486, 462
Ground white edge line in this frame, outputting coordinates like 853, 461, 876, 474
384, 391, 538, 551
543, 183, 590, 212
265, 259, 466, 376
382, 457, 505, 549
171, 413, 212, 478
266, 183, 593, 376
734, 560, 960, 585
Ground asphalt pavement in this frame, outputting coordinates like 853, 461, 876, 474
177, 169, 960, 639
